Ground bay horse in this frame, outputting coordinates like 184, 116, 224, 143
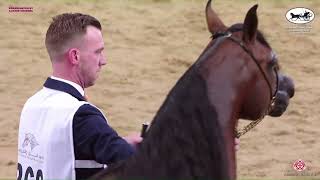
95, 0, 295, 179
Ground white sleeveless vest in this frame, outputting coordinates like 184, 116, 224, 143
17, 87, 106, 180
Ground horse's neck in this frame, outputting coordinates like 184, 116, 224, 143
126, 69, 230, 179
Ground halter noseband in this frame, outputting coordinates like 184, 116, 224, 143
211, 31, 279, 137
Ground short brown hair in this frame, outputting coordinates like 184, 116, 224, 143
45, 13, 102, 60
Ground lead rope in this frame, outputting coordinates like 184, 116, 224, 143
235, 117, 264, 138
235, 96, 276, 138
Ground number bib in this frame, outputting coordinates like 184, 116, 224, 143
17, 163, 43, 180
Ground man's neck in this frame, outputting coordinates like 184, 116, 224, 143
51, 75, 85, 96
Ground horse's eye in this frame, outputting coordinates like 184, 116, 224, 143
269, 58, 280, 71
269, 58, 276, 66
269, 53, 279, 69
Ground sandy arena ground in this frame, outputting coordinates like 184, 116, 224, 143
0, 0, 319, 179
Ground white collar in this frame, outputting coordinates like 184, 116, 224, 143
50, 76, 85, 96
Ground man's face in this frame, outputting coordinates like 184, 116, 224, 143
79, 26, 106, 88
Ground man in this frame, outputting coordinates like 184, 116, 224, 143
17, 13, 142, 180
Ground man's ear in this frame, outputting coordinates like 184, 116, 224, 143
243, 4, 258, 44
67, 48, 80, 65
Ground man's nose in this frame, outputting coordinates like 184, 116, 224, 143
100, 55, 107, 66
278, 74, 295, 98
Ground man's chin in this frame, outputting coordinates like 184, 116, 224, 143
84, 80, 96, 88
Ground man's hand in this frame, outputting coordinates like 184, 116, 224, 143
235, 138, 240, 151
123, 133, 143, 147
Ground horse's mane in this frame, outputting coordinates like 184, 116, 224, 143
95, 64, 229, 180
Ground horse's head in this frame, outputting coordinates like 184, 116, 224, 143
199, 0, 294, 123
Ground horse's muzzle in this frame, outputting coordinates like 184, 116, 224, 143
268, 75, 295, 117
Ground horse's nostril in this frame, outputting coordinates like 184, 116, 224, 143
288, 86, 295, 98
279, 75, 295, 98
285, 76, 295, 98
269, 91, 289, 117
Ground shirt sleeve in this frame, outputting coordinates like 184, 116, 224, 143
72, 104, 135, 164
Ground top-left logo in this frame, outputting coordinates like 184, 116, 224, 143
8, 6, 33, 13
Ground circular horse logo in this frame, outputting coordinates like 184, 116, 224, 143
286, 7, 315, 24
293, 159, 306, 171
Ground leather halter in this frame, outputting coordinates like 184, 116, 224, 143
212, 31, 278, 103
210, 31, 280, 137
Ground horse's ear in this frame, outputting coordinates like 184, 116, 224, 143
243, 4, 258, 43
206, 0, 227, 34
